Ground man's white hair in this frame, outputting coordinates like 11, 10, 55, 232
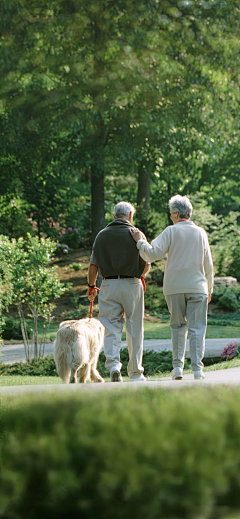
114, 201, 135, 218
169, 195, 193, 219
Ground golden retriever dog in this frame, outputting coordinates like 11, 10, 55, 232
54, 318, 105, 383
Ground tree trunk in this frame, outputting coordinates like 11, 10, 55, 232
17, 305, 30, 362
91, 163, 105, 243
136, 161, 151, 236
90, 114, 106, 243
137, 161, 151, 216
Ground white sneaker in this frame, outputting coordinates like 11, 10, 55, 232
193, 372, 205, 380
171, 367, 183, 380
129, 374, 147, 382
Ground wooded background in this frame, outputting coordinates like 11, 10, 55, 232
0, 0, 240, 275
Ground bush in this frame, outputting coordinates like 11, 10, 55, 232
68, 262, 85, 271
60, 227, 81, 249
211, 286, 240, 311
2, 388, 240, 518
144, 284, 168, 313
97, 348, 177, 377
220, 341, 240, 361
149, 266, 164, 286
0, 349, 185, 378
0, 355, 58, 376
1, 316, 32, 341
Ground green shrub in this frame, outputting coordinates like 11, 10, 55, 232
97, 348, 179, 377
2, 388, 240, 518
0, 349, 183, 378
211, 286, 240, 311
0, 355, 58, 377
144, 285, 168, 313
149, 266, 164, 286
1, 316, 32, 341
67, 304, 90, 319
68, 262, 85, 271
59, 227, 81, 249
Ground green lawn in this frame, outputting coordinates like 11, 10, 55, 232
122, 322, 240, 340
3, 318, 238, 344
0, 376, 62, 386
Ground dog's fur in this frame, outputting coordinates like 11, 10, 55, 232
54, 318, 105, 383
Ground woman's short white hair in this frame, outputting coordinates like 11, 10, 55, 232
114, 201, 135, 218
169, 195, 193, 219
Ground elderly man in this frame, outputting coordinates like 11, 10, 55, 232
87, 201, 150, 382
130, 195, 213, 381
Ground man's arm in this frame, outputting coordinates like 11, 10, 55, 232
141, 262, 151, 278
87, 264, 98, 302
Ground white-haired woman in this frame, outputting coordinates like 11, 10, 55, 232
130, 195, 213, 380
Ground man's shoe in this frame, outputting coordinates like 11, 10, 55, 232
171, 367, 183, 380
111, 371, 123, 382
193, 371, 205, 380
129, 374, 146, 382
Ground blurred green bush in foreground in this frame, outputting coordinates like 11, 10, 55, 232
1, 388, 240, 518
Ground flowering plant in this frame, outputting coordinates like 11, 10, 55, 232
220, 341, 240, 361
60, 227, 81, 249
55, 243, 69, 256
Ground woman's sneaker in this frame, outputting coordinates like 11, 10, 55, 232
171, 367, 183, 380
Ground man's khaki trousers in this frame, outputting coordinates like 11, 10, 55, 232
165, 293, 208, 372
98, 278, 144, 379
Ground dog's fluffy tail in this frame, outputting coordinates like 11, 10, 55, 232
53, 327, 74, 383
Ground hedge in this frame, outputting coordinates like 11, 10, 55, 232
0, 349, 185, 377
1, 387, 240, 518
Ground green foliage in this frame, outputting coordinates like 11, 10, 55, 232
59, 228, 81, 249
1, 316, 32, 341
149, 265, 164, 286
0, 234, 65, 360
98, 348, 186, 377
0, 196, 33, 240
67, 304, 90, 319
68, 262, 85, 271
211, 286, 240, 312
144, 285, 168, 313
0, 349, 185, 377
3, 388, 240, 518
0, 355, 58, 377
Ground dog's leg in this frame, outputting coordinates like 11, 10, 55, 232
90, 364, 105, 383
70, 361, 80, 383
79, 363, 90, 383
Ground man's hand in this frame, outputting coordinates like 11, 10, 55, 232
208, 294, 211, 304
87, 288, 98, 302
87, 264, 98, 302
142, 263, 151, 279
129, 227, 146, 243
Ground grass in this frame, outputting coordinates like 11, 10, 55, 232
0, 376, 62, 386
121, 321, 240, 341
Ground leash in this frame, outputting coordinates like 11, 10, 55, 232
88, 286, 100, 319
141, 276, 146, 292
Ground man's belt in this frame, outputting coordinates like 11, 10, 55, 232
104, 275, 136, 279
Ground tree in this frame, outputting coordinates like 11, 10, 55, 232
0, 234, 65, 360
0, 0, 240, 242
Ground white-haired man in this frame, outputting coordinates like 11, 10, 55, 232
87, 201, 151, 382
130, 195, 213, 381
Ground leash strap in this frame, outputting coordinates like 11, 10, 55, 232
141, 276, 146, 292
88, 286, 100, 319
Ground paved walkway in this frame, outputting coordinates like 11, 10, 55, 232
0, 338, 238, 364
1, 366, 240, 396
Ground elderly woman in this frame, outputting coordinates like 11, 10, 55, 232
130, 195, 213, 380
